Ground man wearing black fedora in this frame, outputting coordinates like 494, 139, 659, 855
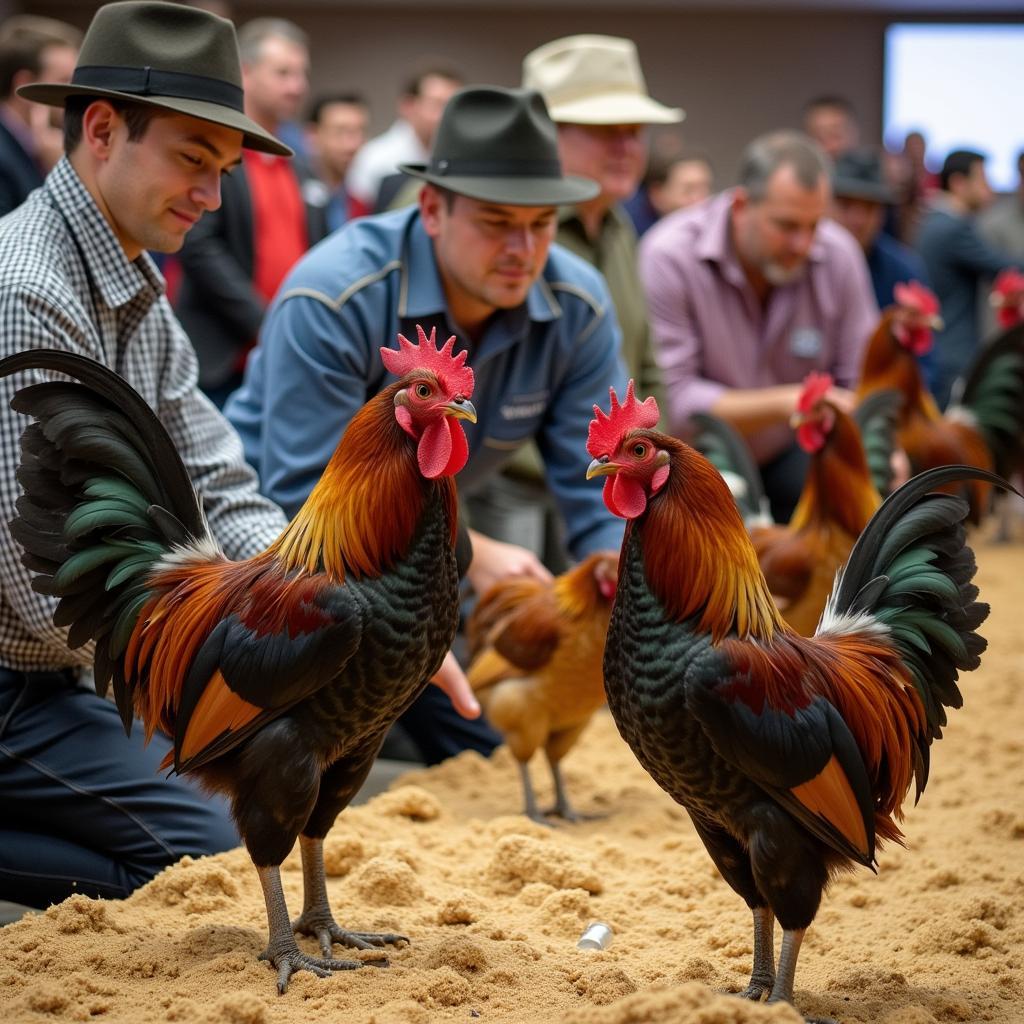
830, 147, 930, 311
226, 85, 628, 764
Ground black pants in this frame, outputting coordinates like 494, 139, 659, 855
760, 442, 811, 524
0, 669, 237, 908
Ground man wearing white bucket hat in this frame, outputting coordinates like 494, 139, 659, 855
523, 33, 682, 403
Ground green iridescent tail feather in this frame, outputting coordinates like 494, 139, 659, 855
821, 465, 1018, 796
852, 389, 901, 496
0, 349, 211, 729
690, 412, 773, 527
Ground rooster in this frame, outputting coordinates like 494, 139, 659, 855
990, 268, 1024, 330
857, 280, 1024, 524
0, 327, 476, 994
586, 380, 1008, 1020
465, 552, 618, 823
693, 374, 899, 636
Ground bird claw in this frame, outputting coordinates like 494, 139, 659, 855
292, 910, 408, 959
738, 980, 773, 1001
258, 942, 382, 995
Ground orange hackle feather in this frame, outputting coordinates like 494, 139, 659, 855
639, 438, 784, 643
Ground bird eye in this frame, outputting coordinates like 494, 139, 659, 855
416, 383, 431, 399
633, 443, 647, 458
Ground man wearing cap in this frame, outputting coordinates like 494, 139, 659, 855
0, 1, 474, 908
225, 85, 627, 764
830, 148, 930, 311
640, 131, 878, 522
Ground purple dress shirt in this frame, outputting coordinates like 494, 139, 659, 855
639, 189, 878, 462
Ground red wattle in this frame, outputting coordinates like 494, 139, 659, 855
604, 474, 648, 519
418, 418, 453, 478
441, 419, 469, 476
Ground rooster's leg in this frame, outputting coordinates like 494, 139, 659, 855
256, 864, 376, 994
518, 761, 547, 824
543, 724, 594, 821
767, 928, 837, 1024
292, 835, 408, 955
739, 906, 776, 1000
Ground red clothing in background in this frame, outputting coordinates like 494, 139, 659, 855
243, 150, 308, 305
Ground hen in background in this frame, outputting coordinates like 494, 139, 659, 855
466, 553, 617, 823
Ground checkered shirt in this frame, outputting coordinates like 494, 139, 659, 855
0, 157, 288, 671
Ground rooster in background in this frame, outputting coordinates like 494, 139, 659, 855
857, 280, 1024, 524
990, 268, 1024, 330
465, 552, 618, 823
587, 381, 1008, 1020
0, 328, 475, 994
692, 373, 899, 636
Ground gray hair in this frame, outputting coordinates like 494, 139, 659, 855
737, 131, 829, 202
236, 18, 308, 66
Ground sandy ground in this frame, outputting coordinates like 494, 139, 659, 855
1, 539, 1022, 1024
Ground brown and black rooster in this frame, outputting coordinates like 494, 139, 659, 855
857, 280, 1024, 523
586, 381, 1008, 1022
693, 373, 899, 636
0, 327, 476, 993
465, 552, 618, 823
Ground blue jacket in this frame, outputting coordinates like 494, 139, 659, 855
916, 201, 1014, 407
225, 205, 628, 557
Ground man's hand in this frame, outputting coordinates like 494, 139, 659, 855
465, 528, 553, 597
429, 650, 480, 719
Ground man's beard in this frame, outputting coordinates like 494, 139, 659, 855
762, 260, 807, 286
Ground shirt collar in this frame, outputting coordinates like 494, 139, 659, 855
46, 157, 164, 309
397, 209, 561, 325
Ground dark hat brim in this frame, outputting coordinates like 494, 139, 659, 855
17, 82, 292, 157
399, 163, 598, 206
831, 177, 895, 205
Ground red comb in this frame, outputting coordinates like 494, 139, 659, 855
380, 325, 474, 396
587, 380, 660, 458
993, 268, 1024, 299
893, 280, 940, 317
797, 371, 833, 414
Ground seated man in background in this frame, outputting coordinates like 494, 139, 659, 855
0, 16, 80, 216
640, 131, 878, 522
831, 148, 930, 310
625, 148, 714, 238
306, 91, 370, 233
225, 86, 626, 763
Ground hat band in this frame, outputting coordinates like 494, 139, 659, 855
71, 65, 244, 113
429, 156, 562, 178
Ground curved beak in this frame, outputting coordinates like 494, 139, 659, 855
587, 455, 617, 480
789, 412, 806, 429
929, 314, 945, 330
444, 397, 477, 423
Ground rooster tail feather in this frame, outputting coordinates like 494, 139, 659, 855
821, 465, 1015, 749
852, 389, 902, 496
950, 323, 1024, 475
690, 412, 772, 526
0, 350, 215, 722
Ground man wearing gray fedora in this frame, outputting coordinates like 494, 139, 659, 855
0, 1, 478, 909
226, 85, 628, 764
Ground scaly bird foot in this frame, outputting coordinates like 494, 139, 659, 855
292, 909, 408, 959
737, 974, 775, 1001
543, 804, 605, 823
258, 939, 386, 995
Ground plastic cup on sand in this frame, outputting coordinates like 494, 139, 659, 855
577, 921, 613, 950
